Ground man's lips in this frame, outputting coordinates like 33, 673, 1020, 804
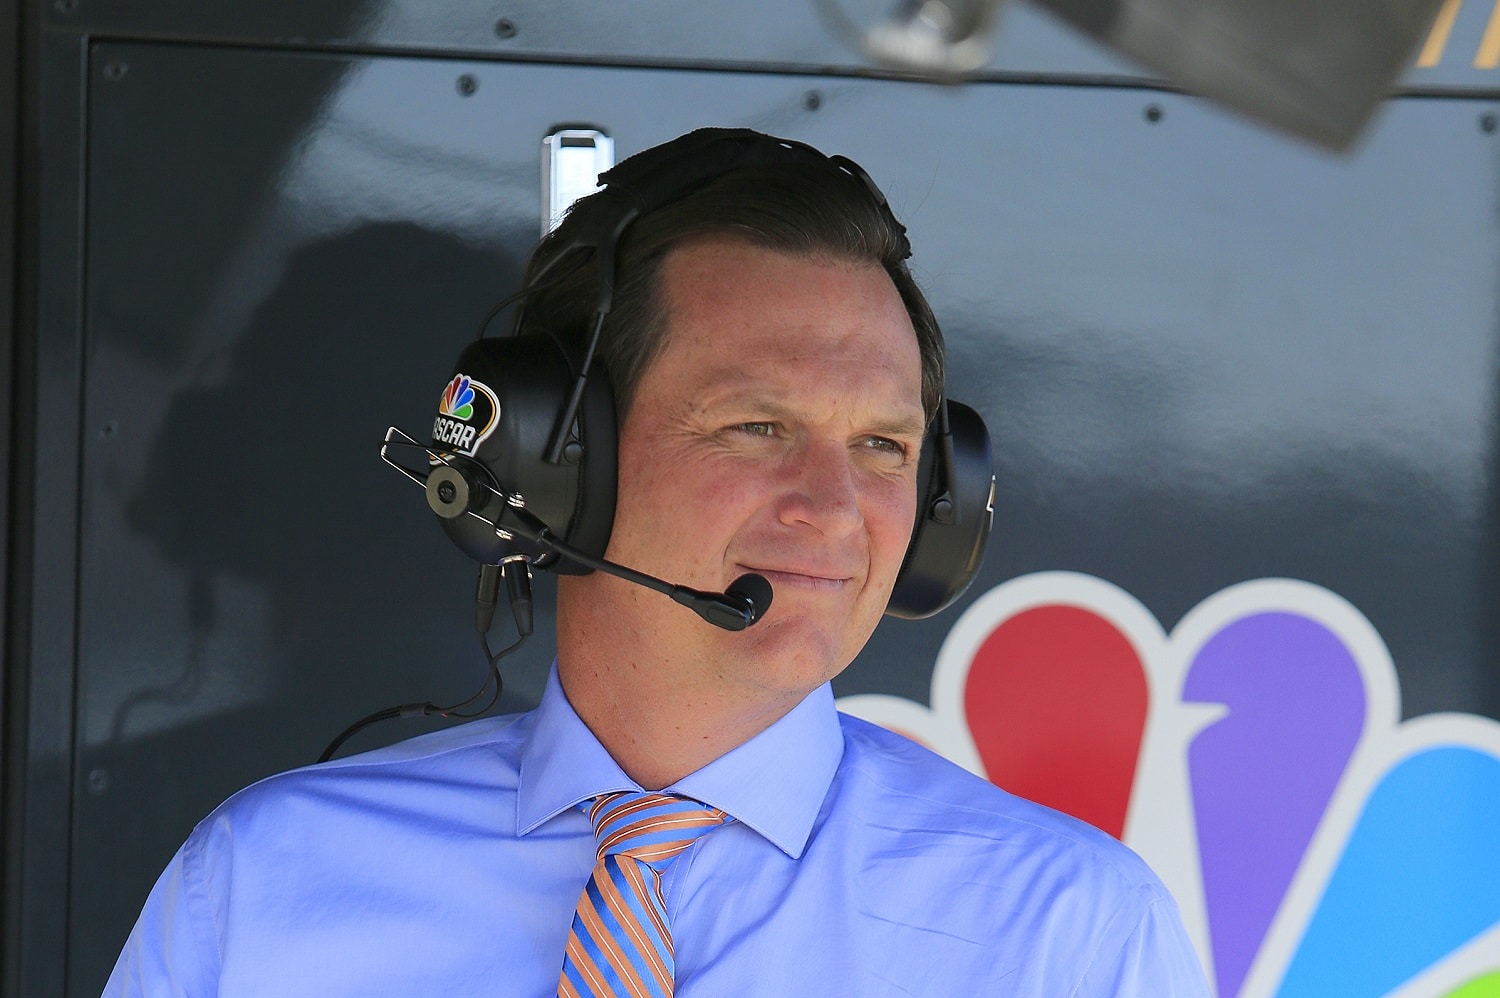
738, 567, 853, 592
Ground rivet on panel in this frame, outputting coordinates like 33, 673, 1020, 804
803, 90, 823, 112
103, 62, 128, 82
495, 18, 518, 39
1144, 103, 1163, 123
98, 420, 118, 439
457, 74, 478, 97
87, 769, 109, 795
1481, 113, 1498, 134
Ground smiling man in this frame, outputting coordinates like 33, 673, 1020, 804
560, 235, 928, 789
106, 130, 1209, 996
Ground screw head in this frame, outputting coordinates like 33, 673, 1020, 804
1144, 103, 1163, 123
456, 74, 478, 97
103, 62, 128, 82
438, 480, 458, 503
803, 90, 823, 112
495, 18, 517, 39
1482, 112, 1497, 135
87, 769, 109, 795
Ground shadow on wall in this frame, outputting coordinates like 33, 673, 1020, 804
79, 220, 562, 994
122, 221, 544, 739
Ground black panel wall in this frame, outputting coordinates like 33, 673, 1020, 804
6, 3, 1500, 995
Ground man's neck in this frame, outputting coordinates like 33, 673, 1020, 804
555, 577, 806, 790
555, 650, 803, 790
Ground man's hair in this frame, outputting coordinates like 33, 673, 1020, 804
519, 162, 945, 423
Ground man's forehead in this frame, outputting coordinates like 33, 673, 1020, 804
633, 246, 925, 432
653, 238, 917, 351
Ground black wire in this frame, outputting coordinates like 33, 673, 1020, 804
316, 624, 529, 763
317, 705, 411, 764
440, 631, 526, 719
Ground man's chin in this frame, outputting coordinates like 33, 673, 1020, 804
717, 614, 859, 698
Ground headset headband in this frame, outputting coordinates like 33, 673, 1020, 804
595, 127, 910, 259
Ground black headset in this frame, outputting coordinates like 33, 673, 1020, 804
420, 127, 994, 619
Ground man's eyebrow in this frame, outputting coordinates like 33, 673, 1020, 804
694, 392, 795, 420
866, 413, 928, 439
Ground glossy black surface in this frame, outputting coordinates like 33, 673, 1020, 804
43, 0, 1500, 92
7, 7, 1499, 994
45, 0, 1141, 77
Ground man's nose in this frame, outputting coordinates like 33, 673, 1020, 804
775, 440, 863, 537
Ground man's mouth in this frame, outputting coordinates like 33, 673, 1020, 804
739, 567, 852, 593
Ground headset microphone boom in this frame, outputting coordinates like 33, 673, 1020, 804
420, 450, 773, 632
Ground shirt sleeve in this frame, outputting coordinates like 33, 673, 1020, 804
1074, 890, 1213, 998
102, 826, 222, 998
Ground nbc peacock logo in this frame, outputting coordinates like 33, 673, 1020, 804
441, 375, 477, 420
432, 373, 499, 457
841, 572, 1500, 998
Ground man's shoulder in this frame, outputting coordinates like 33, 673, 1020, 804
832, 710, 1166, 901
194, 710, 534, 854
809, 712, 1208, 995
107, 710, 557, 996
316, 709, 533, 773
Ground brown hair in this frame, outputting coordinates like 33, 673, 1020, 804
519, 161, 945, 423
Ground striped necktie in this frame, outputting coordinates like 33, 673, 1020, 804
557, 791, 728, 998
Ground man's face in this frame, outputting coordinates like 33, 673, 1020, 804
599, 235, 925, 703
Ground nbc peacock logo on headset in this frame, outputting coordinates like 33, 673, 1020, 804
432, 374, 500, 457
841, 573, 1500, 998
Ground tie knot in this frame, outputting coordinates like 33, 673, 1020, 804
585, 791, 727, 866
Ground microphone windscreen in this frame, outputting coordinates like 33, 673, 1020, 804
726, 573, 773, 624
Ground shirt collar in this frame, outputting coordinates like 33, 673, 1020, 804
516, 665, 637, 836
516, 663, 844, 860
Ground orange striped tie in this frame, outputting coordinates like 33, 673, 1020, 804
557, 792, 728, 998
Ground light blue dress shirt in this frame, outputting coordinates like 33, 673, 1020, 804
106, 666, 1210, 996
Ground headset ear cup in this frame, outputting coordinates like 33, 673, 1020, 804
886, 400, 995, 618
431, 335, 617, 571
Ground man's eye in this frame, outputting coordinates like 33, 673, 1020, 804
862, 436, 907, 455
735, 422, 778, 437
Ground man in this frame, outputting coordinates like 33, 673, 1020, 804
106, 130, 1209, 995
